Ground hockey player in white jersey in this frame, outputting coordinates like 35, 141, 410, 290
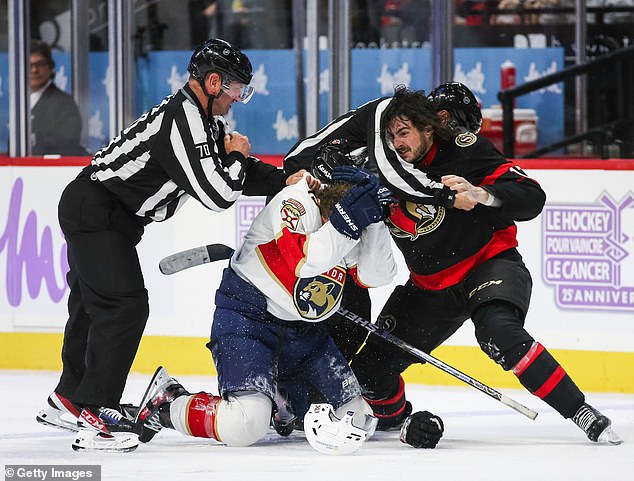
135, 149, 398, 454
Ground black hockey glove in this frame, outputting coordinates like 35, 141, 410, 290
329, 182, 383, 240
399, 411, 444, 449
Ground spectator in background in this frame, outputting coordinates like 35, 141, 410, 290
490, 0, 522, 25
189, 0, 218, 47
30, 40, 87, 156
455, 0, 488, 25
380, 0, 430, 46
538, 0, 576, 25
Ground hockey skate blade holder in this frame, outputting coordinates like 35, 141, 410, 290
72, 429, 139, 453
304, 403, 377, 455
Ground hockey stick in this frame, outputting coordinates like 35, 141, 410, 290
158, 243, 235, 275
338, 307, 538, 420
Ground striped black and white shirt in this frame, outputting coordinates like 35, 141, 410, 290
89, 83, 286, 222
284, 97, 453, 206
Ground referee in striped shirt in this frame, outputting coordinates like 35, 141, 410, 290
46, 38, 314, 431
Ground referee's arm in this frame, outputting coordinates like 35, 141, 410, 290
157, 106, 248, 211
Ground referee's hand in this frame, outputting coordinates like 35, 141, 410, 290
224, 132, 251, 157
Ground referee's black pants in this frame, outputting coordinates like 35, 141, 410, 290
55, 172, 149, 408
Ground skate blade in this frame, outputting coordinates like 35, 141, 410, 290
598, 426, 624, 445
135, 366, 170, 423
36, 410, 79, 433
72, 430, 139, 452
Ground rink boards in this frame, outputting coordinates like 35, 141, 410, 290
1, 157, 633, 393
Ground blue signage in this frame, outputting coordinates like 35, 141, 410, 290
0, 47, 564, 156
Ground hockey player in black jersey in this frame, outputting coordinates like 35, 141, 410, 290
284, 85, 622, 447
37, 38, 317, 452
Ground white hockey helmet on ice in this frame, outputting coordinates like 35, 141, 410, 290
304, 403, 377, 455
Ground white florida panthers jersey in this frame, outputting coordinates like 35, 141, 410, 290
230, 174, 397, 322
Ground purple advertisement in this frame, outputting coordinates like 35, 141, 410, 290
0, 177, 69, 307
542, 192, 634, 310
235, 198, 266, 248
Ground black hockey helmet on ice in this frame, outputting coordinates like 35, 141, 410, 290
311, 139, 367, 183
188, 38, 253, 96
428, 82, 482, 133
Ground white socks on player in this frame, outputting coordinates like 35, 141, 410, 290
170, 391, 272, 447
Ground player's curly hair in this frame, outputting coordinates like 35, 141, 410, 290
380, 85, 453, 144
315, 182, 353, 219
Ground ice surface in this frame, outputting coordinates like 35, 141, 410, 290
1, 370, 632, 481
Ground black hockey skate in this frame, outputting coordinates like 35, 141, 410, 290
572, 403, 623, 445
73, 406, 140, 452
135, 366, 189, 442
36, 392, 81, 432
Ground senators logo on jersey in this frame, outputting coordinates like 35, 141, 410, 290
386, 200, 445, 240
293, 266, 346, 320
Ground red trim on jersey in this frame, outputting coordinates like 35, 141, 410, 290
533, 366, 567, 399
256, 229, 307, 293
347, 265, 371, 288
415, 143, 438, 168
276, 226, 308, 271
512, 342, 544, 376
186, 392, 220, 440
480, 162, 514, 185
409, 225, 518, 290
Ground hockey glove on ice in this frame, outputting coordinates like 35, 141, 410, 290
400, 410, 444, 449
329, 182, 383, 240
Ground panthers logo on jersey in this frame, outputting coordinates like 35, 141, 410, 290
386, 200, 445, 240
293, 266, 346, 320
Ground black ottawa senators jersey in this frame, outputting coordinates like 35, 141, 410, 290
385, 133, 546, 291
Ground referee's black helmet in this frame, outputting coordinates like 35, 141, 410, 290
188, 38, 253, 86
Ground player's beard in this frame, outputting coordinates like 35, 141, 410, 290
398, 143, 425, 164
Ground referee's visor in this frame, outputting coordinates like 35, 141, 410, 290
221, 79, 255, 104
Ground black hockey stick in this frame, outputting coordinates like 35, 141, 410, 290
159, 243, 235, 275
338, 307, 538, 420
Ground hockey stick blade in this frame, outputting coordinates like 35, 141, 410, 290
159, 244, 235, 275
338, 307, 538, 420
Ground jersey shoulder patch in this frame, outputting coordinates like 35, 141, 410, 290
455, 132, 477, 148
280, 198, 306, 232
